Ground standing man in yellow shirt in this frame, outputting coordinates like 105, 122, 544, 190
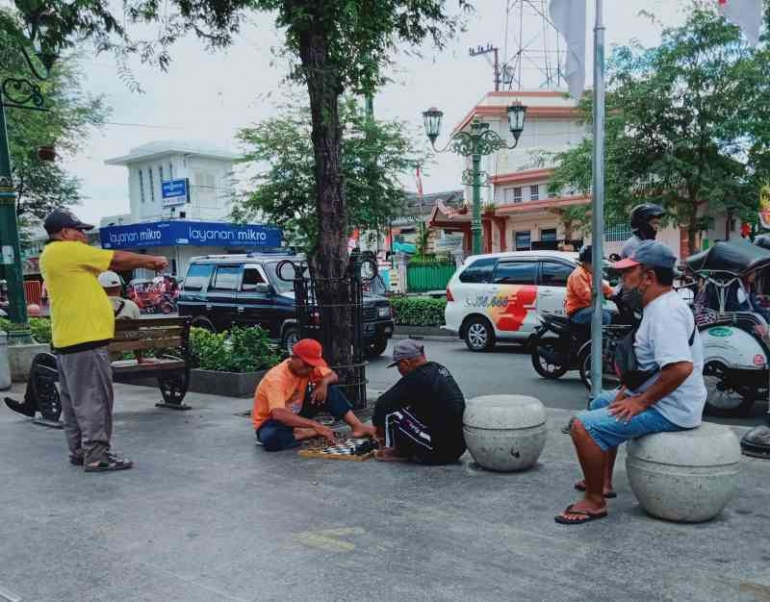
40, 210, 168, 472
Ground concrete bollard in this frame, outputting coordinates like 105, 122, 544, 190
626, 423, 741, 523
463, 394, 547, 472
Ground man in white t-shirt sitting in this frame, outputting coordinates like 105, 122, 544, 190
98, 271, 141, 320
556, 241, 706, 525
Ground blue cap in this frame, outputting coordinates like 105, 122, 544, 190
613, 240, 676, 270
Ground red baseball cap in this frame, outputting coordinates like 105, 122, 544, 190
291, 338, 328, 368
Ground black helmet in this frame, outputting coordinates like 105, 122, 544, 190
578, 245, 593, 264
630, 203, 665, 240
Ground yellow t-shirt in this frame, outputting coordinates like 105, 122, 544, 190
40, 241, 115, 349
252, 359, 331, 430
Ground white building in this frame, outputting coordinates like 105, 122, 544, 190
103, 140, 238, 224
101, 141, 280, 279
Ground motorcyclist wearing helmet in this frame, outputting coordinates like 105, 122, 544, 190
621, 203, 666, 259
565, 245, 613, 325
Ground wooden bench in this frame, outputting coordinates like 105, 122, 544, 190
4, 316, 193, 427
110, 316, 192, 410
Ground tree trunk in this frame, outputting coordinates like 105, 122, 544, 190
295, 4, 354, 382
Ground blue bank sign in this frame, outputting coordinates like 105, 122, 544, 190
100, 220, 282, 250
161, 178, 190, 208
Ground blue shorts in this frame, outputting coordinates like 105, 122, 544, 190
577, 389, 682, 451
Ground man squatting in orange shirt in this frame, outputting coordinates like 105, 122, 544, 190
252, 338, 376, 450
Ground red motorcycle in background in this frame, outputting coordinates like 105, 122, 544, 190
127, 276, 179, 314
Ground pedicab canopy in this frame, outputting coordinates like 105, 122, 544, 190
685, 239, 770, 278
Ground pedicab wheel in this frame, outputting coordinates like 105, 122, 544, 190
530, 338, 569, 379
190, 316, 216, 333
703, 361, 756, 418
159, 301, 175, 314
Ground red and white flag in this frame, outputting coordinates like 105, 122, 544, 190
550, 0, 587, 101
718, 0, 763, 47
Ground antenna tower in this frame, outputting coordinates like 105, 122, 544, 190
502, 0, 564, 90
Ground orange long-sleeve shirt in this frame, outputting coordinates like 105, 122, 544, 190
564, 265, 613, 316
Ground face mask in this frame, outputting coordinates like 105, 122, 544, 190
623, 287, 644, 312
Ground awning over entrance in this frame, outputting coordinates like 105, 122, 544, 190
100, 220, 282, 250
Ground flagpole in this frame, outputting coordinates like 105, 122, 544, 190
590, 0, 606, 399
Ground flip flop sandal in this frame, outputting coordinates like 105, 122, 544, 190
561, 417, 576, 435
554, 504, 608, 525
574, 482, 618, 498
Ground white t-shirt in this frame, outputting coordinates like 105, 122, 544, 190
632, 290, 706, 428
108, 296, 141, 320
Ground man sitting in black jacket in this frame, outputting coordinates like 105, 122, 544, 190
373, 340, 466, 464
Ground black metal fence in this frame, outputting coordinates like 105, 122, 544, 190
276, 250, 377, 409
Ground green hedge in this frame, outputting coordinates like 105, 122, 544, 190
0, 317, 52, 344
390, 297, 446, 327
190, 326, 281, 373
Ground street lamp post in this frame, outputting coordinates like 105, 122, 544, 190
0, 13, 56, 344
422, 103, 526, 255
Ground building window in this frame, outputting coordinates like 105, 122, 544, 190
548, 186, 558, 199
138, 170, 145, 203
148, 168, 156, 203
530, 185, 539, 201
169, 163, 174, 179
513, 187, 522, 203
514, 230, 531, 251
159, 165, 164, 183
541, 228, 557, 243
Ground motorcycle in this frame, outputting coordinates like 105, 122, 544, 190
684, 239, 770, 417
530, 312, 633, 390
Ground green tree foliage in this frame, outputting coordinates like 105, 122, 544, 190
2, 0, 467, 374
546, 9, 770, 250
234, 97, 425, 251
0, 22, 108, 222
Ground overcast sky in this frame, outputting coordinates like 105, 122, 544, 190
59, 0, 693, 225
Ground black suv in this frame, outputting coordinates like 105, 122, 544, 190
177, 253, 394, 356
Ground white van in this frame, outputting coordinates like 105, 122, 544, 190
444, 250, 579, 351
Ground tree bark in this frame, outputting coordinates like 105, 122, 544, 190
294, 2, 354, 385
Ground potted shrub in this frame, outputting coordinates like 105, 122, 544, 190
188, 326, 282, 397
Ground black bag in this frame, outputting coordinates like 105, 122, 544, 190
614, 322, 696, 391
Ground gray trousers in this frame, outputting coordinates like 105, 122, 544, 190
56, 347, 114, 464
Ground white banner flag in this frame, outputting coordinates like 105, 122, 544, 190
550, 0, 587, 101
718, 0, 763, 47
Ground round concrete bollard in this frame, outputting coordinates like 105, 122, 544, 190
463, 394, 547, 472
626, 423, 741, 523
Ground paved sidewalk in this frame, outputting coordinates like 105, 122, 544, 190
1, 383, 769, 602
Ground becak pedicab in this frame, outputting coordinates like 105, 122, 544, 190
685, 239, 770, 418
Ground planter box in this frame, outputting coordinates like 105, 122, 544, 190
188, 368, 269, 398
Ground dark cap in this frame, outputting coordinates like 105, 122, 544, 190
613, 240, 677, 270
387, 339, 425, 368
43, 209, 94, 236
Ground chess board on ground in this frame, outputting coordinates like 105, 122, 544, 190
298, 438, 378, 461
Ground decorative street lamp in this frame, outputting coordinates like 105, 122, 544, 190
0, 10, 57, 344
423, 102, 527, 255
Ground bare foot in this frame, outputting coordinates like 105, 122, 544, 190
351, 424, 377, 439
554, 499, 608, 525
375, 447, 410, 462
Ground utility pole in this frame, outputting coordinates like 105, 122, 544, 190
469, 44, 501, 92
